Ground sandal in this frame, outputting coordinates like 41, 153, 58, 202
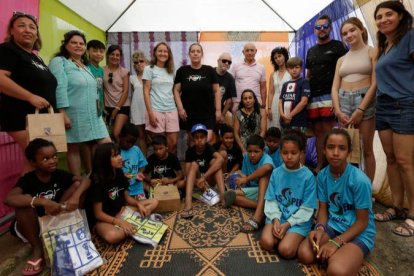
224, 190, 236, 208
240, 217, 259, 233
149, 213, 163, 222
180, 209, 194, 219
21, 258, 43, 276
392, 215, 414, 237
374, 206, 407, 222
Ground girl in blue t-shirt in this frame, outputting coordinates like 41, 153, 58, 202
91, 143, 158, 244
298, 128, 376, 275
260, 130, 316, 259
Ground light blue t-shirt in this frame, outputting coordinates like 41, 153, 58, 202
265, 146, 283, 168
317, 164, 376, 250
376, 29, 414, 100
121, 145, 148, 196
241, 153, 274, 187
265, 164, 317, 235
142, 65, 176, 112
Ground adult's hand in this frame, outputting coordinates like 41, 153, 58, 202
28, 94, 50, 110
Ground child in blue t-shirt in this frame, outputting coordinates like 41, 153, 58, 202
264, 127, 283, 168
224, 135, 274, 233
298, 128, 376, 275
260, 130, 316, 259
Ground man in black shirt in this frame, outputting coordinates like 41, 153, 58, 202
215, 52, 236, 124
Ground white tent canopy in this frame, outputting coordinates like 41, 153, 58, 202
59, 0, 335, 32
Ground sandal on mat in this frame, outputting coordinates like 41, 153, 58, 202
21, 258, 43, 276
180, 209, 193, 219
374, 206, 407, 222
241, 217, 259, 233
149, 213, 163, 222
392, 216, 414, 237
224, 190, 236, 208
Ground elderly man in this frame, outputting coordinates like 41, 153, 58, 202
306, 14, 347, 172
215, 52, 236, 124
230, 43, 267, 112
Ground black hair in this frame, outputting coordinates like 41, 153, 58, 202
280, 129, 307, 152
323, 128, 352, 153
265, 127, 282, 139
238, 89, 261, 114
246, 134, 265, 150
270, 46, 289, 71
152, 134, 168, 146
317, 14, 332, 25
120, 123, 139, 139
25, 138, 56, 162
219, 124, 234, 137
87, 39, 105, 50
91, 143, 122, 185
106, 44, 123, 59
54, 30, 88, 64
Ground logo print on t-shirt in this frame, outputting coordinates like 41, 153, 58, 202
281, 188, 292, 207
196, 158, 206, 168
32, 60, 48, 71
187, 75, 205, 82
329, 192, 344, 215
38, 188, 61, 200
220, 86, 226, 97
154, 165, 168, 177
108, 186, 124, 200
227, 153, 234, 162
286, 83, 296, 93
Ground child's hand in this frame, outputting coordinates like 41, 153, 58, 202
317, 241, 339, 261
275, 222, 290, 239
137, 202, 148, 217
64, 196, 80, 211
124, 173, 133, 180
44, 200, 63, 216
160, 177, 170, 185
117, 219, 137, 235
309, 229, 325, 253
196, 177, 209, 190
236, 175, 248, 187
272, 219, 281, 237
136, 172, 145, 181
150, 179, 161, 187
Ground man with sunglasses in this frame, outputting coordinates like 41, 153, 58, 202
230, 43, 267, 113
215, 53, 236, 125
305, 14, 347, 173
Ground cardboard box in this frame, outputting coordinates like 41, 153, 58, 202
153, 185, 181, 213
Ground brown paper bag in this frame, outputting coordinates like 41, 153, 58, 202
152, 185, 181, 212
346, 127, 361, 164
27, 107, 67, 152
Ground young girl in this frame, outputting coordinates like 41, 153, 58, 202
298, 128, 376, 275
260, 130, 316, 258
234, 89, 266, 153
90, 143, 158, 244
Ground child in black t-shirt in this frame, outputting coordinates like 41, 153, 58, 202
4, 139, 90, 276
144, 135, 184, 189
90, 143, 158, 244
214, 124, 243, 174
181, 123, 226, 219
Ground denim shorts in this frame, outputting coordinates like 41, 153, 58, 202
376, 95, 414, 134
338, 87, 375, 120
326, 225, 370, 256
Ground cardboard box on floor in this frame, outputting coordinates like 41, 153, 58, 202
153, 185, 181, 213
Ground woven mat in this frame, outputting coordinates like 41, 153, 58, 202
89, 202, 380, 275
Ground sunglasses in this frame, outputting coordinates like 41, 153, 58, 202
314, 23, 330, 30
133, 60, 145, 65
13, 11, 38, 24
108, 72, 113, 84
221, 59, 232, 65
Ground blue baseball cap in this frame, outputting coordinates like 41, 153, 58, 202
191, 123, 208, 135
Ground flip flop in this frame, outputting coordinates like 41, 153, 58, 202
224, 190, 236, 208
180, 209, 194, 219
240, 217, 259, 233
21, 258, 43, 276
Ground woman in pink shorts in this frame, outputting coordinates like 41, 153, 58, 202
143, 42, 179, 154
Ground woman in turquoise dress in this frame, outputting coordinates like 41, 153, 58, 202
49, 30, 110, 176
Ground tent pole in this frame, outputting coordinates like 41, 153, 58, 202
106, 0, 137, 32
260, 0, 296, 32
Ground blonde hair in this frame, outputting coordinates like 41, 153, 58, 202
150, 42, 175, 74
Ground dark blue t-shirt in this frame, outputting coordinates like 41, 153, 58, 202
279, 78, 310, 128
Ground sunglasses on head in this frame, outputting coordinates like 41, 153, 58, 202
108, 72, 113, 84
13, 11, 37, 24
221, 59, 232, 65
133, 60, 145, 65
314, 23, 330, 30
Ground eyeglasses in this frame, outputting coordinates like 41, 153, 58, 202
314, 23, 330, 30
108, 72, 113, 84
221, 59, 232, 65
12, 11, 38, 24
133, 60, 145, 65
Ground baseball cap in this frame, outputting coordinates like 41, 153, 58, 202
191, 123, 208, 135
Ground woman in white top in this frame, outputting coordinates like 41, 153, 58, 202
267, 47, 291, 128
143, 42, 178, 153
130, 51, 148, 155
332, 17, 377, 182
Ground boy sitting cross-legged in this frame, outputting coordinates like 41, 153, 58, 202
181, 123, 226, 219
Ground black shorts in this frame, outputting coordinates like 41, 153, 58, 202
105, 106, 130, 124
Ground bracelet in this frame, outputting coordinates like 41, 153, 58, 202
114, 106, 121, 111
329, 239, 341, 248
336, 235, 346, 246
30, 196, 36, 208
357, 107, 365, 112
314, 223, 326, 232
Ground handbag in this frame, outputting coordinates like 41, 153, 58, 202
26, 107, 67, 152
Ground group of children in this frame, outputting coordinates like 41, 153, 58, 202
4, 121, 376, 275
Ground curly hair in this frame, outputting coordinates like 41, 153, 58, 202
270, 46, 289, 71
